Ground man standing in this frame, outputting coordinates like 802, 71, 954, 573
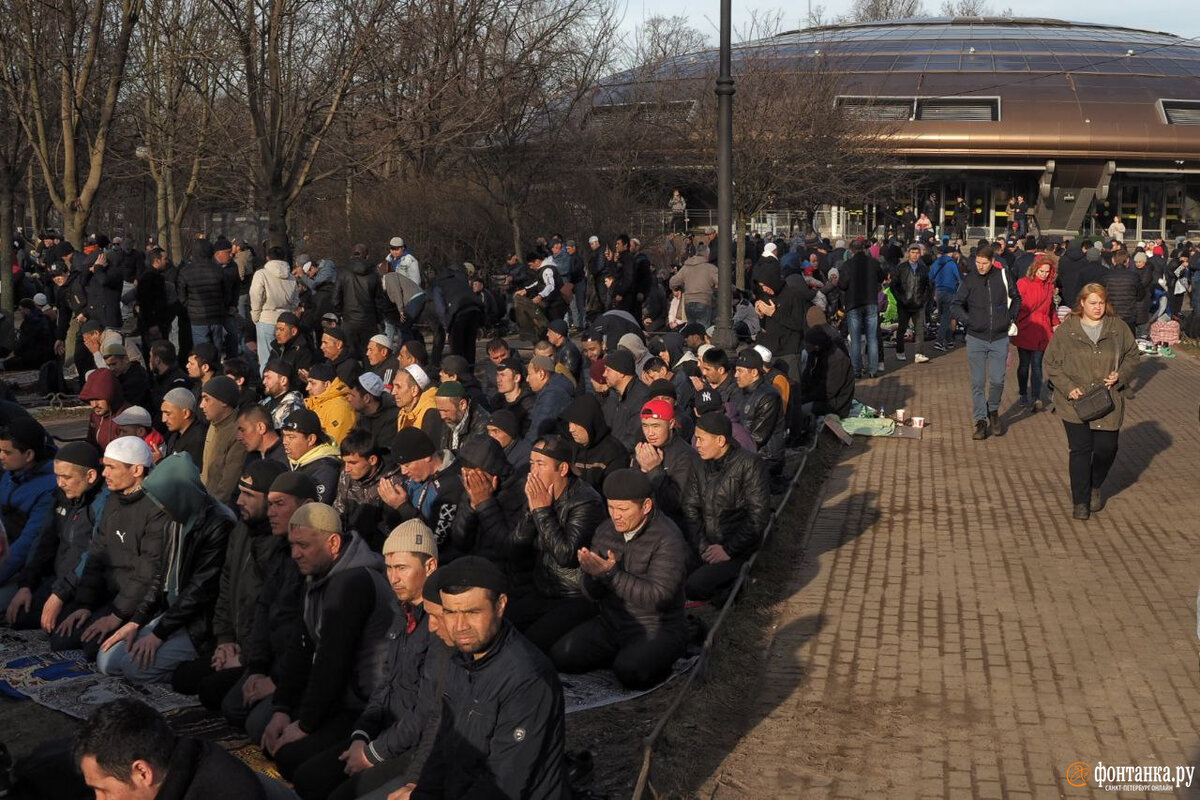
892, 244, 932, 364
842, 239, 885, 378
179, 239, 232, 352
335, 244, 386, 360
953, 196, 970, 241
413, 556, 570, 799
669, 242, 718, 328
930, 245, 963, 351
952, 246, 1020, 440
250, 246, 300, 375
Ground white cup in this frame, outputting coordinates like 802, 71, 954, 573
912, 417, 925, 428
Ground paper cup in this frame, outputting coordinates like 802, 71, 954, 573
912, 417, 925, 428
895, 408, 909, 422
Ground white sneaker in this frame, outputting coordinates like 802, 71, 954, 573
895, 353, 907, 361
877, 362, 885, 373
914, 354, 929, 363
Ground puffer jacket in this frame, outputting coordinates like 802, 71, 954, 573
513, 476, 605, 599
638, 433, 697, 525
351, 606, 434, 765
561, 395, 629, 494
210, 516, 275, 649
141, 453, 236, 647
1044, 314, 1140, 431
681, 443, 771, 559
306, 378, 357, 445
290, 442, 343, 504
244, 535, 302, 681
334, 257, 385, 327
1057, 244, 1089, 308
737, 376, 784, 464
249, 259, 299, 325
580, 511, 689, 635
18, 482, 108, 602
1013, 269, 1060, 351
951, 265, 1021, 343
0, 458, 59, 586
273, 532, 396, 733
74, 484, 169, 622
81, 251, 124, 328
1101, 267, 1143, 322
179, 242, 235, 324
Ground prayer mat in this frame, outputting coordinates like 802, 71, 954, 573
562, 655, 699, 714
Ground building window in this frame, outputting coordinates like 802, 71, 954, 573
1160, 100, 1200, 125
914, 97, 1001, 122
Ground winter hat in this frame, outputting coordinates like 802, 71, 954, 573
289, 502, 341, 534
456, 434, 508, 475
56, 441, 101, 472
163, 387, 197, 412
392, 427, 437, 464
32, 293, 48, 310
679, 322, 706, 338
239, 460, 288, 495
307, 362, 335, 382
104, 436, 154, 468
269, 471, 319, 501
547, 319, 569, 337
383, 519, 438, 560
487, 409, 521, 441
605, 349, 636, 377
695, 411, 733, 440
603, 468, 653, 501
1085, 248, 1102, 263
202, 376, 239, 409
617, 333, 647, 362
213, 237, 233, 253
435, 381, 466, 399
646, 378, 676, 400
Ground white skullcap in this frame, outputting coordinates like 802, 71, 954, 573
405, 363, 430, 390
104, 436, 153, 468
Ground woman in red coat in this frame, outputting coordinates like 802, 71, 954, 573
1013, 254, 1059, 411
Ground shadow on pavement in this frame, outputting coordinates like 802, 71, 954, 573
1105, 419, 1172, 500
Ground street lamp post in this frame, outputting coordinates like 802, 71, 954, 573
713, 0, 736, 350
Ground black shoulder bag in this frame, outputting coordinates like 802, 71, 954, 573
1071, 327, 1119, 422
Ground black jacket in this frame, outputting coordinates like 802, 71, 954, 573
951, 266, 1021, 343
74, 487, 169, 622
447, 462, 530, 594
581, 511, 689, 635
293, 452, 343, 505
18, 484, 108, 602
430, 265, 484, 328
117, 362, 154, 411
351, 605, 434, 765
800, 342, 856, 418
562, 395, 629, 494
81, 253, 125, 328
601, 376, 651, 453
244, 535, 302, 680
513, 476, 605, 599
1101, 267, 1143, 321
356, 405, 400, 463
156, 738, 268, 800
841, 252, 885, 311
210, 517, 274, 649
165, 420, 207, 468
415, 622, 569, 800
335, 258, 386, 327
681, 444, 771, 559
179, 248, 235, 325
269, 332, 316, 375
891, 260, 933, 310
638, 432, 697, 525
136, 266, 174, 332
274, 532, 396, 733
737, 376, 784, 462
753, 261, 807, 356
141, 455, 237, 647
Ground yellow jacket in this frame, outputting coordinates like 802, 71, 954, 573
306, 378, 357, 444
397, 386, 439, 432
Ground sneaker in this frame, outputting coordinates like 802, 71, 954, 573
932, 342, 947, 352
945, 341, 956, 349
1033, 399, 1044, 412
877, 362, 885, 373
895, 353, 907, 361
913, 354, 929, 363
973, 421, 989, 440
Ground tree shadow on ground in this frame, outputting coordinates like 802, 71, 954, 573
1103, 419, 1172, 500
646, 486, 880, 799
1128, 357, 1167, 394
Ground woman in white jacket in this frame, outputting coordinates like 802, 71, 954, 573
249, 249, 299, 374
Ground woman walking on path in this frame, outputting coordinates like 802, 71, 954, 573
1013, 254, 1059, 411
1044, 283, 1139, 521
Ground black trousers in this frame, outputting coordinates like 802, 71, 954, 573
1062, 421, 1120, 506
292, 738, 413, 800
685, 558, 745, 602
895, 305, 926, 356
274, 709, 360, 782
49, 603, 113, 659
6, 578, 54, 630
448, 309, 482, 364
550, 615, 687, 690
507, 594, 598, 653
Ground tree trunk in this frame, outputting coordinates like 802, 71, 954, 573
0, 180, 14, 313
507, 202, 521, 259
24, 170, 38, 237
267, 185, 289, 251
156, 180, 169, 256
63, 213, 86, 251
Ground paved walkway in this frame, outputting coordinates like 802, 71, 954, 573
706, 343, 1200, 799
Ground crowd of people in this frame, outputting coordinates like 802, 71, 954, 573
0, 216, 1182, 796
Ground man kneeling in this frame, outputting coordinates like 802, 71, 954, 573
550, 469, 689, 690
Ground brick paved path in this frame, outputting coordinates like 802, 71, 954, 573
705, 345, 1200, 799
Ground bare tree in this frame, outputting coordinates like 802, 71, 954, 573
626, 15, 711, 73
0, 0, 144, 248
840, 0, 924, 23
939, 0, 1011, 15
208, 0, 392, 250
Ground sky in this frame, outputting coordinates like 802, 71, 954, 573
619, 0, 1200, 46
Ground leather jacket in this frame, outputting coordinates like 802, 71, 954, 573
738, 377, 784, 462
513, 477, 606, 599
681, 444, 771, 559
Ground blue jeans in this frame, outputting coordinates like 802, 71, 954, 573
966, 335, 1008, 421
256, 322, 276, 375
191, 323, 225, 353
570, 285, 586, 328
846, 304, 879, 374
96, 615, 197, 684
1016, 347, 1043, 401
685, 302, 713, 328
935, 290, 957, 344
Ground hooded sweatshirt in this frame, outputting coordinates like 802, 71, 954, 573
290, 441, 343, 504
249, 258, 299, 325
79, 368, 128, 452
142, 453, 236, 644
561, 394, 629, 494
669, 253, 719, 306
273, 532, 395, 733
306, 378, 357, 444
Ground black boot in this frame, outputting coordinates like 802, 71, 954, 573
973, 420, 989, 440
1089, 489, 1105, 513
1072, 504, 1090, 520
988, 411, 1004, 437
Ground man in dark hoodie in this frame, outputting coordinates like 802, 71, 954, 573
799, 326, 856, 420
179, 239, 234, 353
66, 438, 167, 661
262, 503, 395, 783
4, 442, 107, 636
752, 257, 807, 377
171, 460, 286, 704
561, 394, 629, 495
335, 244, 387, 361
96, 452, 235, 684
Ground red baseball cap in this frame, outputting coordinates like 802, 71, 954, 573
640, 399, 675, 422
